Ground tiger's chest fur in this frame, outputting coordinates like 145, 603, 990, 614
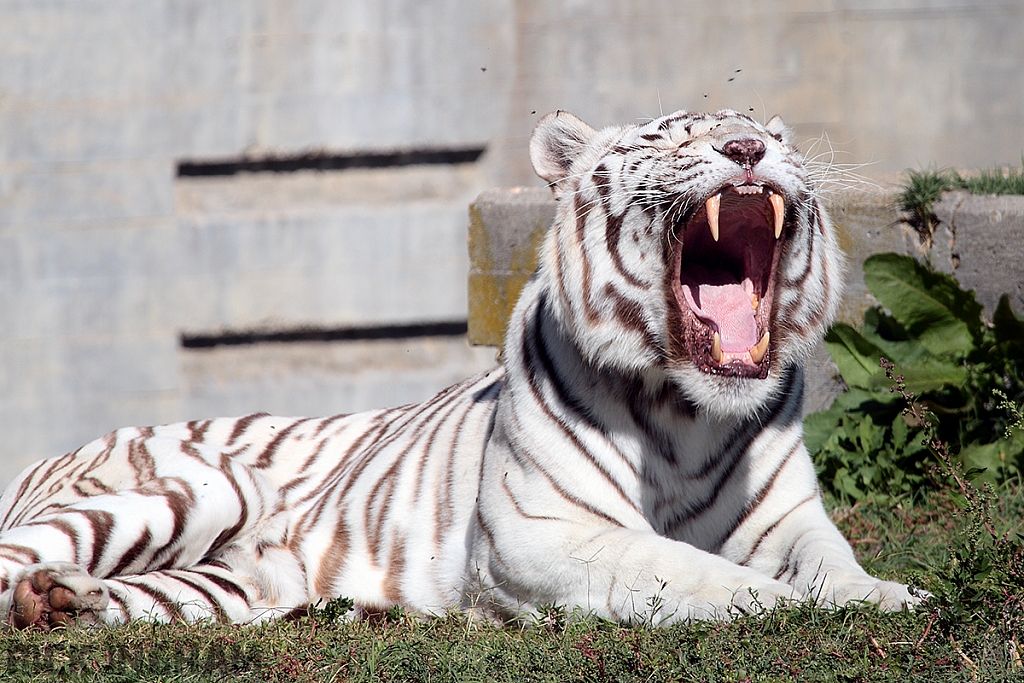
0, 109, 920, 630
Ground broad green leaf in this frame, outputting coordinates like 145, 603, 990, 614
960, 442, 1012, 484
823, 323, 965, 395
802, 410, 841, 455
895, 356, 968, 395
863, 253, 983, 356
890, 412, 909, 451
823, 323, 888, 390
835, 469, 864, 501
861, 307, 910, 343
858, 414, 880, 452
959, 429, 1024, 483
858, 324, 933, 368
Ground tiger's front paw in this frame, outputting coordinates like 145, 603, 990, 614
683, 578, 800, 622
3, 562, 109, 630
819, 577, 925, 612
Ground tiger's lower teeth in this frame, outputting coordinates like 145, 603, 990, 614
710, 330, 769, 366
749, 331, 770, 364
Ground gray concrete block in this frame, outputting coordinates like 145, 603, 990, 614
933, 191, 1024, 315
466, 187, 555, 345
469, 187, 555, 274
172, 202, 475, 332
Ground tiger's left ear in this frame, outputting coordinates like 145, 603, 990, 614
530, 110, 596, 187
764, 115, 793, 146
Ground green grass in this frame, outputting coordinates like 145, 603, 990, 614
4, 488, 1024, 682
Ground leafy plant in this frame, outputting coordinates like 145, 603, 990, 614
874, 362, 1024, 644
806, 253, 1024, 502
305, 595, 354, 624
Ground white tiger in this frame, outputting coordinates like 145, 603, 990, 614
0, 109, 919, 630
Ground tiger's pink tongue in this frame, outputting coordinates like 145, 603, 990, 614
682, 280, 758, 352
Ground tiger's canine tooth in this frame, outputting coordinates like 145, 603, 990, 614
706, 193, 721, 242
711, 332, 723, 363
749, 331, 770, 364
769, 192, 784, 238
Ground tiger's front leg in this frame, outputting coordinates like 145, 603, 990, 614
469, 517, 801, 624
470, 438, 802, 623
740, 493, 923, 611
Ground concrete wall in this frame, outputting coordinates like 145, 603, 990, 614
2, 0, 1023, 486
0, 1, 511, 484
488, 1, 1024, 185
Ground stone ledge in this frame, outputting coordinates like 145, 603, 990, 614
467, 186, 1024, 347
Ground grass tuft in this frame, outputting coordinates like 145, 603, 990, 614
899, 161, 1024, 247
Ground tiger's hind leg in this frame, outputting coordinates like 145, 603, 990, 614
3, 562, 108, 630
2, 562, 244, 629
3, 549, 308, 629
0, 433, 310, 628
99, 540, 311, 625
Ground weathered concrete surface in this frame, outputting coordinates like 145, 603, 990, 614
933, 191, 1024, 315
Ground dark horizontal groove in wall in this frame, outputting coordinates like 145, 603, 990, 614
181, 321, 470, 349
176, 146, 486, 177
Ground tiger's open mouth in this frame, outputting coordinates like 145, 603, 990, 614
671, 183, 786, 379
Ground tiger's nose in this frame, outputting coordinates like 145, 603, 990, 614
721, 138, 766, 167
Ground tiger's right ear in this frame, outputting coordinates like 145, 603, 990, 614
530, 111, 596, 187
764, 115, 793, 146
